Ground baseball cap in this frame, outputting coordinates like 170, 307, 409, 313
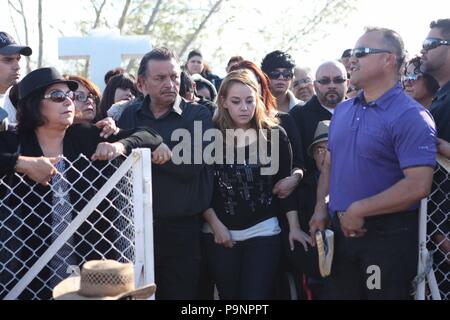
0, 32, 32, 56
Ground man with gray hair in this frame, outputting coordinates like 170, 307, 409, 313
290, 61, 348, 222
310, 27, 436, 299
292, 66, 315, 102
0, 31, 31, 126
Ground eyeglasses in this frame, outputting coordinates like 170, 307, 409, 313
267, 70, 294, 80
422, 38, 450, 51
316, 77, 347, 85
402, 73, 422, 83
314, 146, 327, 155
350, 47, 392, 58
43, 90, 74, 103
74, 91, 97, 103
293, 78, 312, 86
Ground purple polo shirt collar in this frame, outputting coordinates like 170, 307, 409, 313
353, 82, 403, 110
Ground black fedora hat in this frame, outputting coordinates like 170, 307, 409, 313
18, 67, 78, 101
0, 31, 32, 56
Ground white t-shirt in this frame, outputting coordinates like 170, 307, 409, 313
0, 87, 17, 123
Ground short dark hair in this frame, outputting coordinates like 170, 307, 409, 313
365, 27, 406, 71
138, 47, 178, 77
179, 70, 195, 98
430, 19, 450, 38
98, 73, 138, 119
16, 87, 47, 134
227, 55, 244, 68
104, 67, 126, 85
405, 56, 440, 95
187, 49, 202, 61
261, 50, 296, 74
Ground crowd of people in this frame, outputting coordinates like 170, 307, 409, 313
0, 18, 450, 300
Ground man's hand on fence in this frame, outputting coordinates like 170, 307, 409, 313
15, 156, 59, 186
152, 143, 172, 165
96, 117, 119, 139
91, 142, 126, 161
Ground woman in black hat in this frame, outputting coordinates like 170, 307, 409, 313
0, 67, 170, 299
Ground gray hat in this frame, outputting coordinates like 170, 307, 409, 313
0, 32, 32, 56
307, 120, 330, 157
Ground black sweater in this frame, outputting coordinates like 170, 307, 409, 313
211, 127, 296, 230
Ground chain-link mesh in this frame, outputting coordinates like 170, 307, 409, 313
0, 150, 151, 300
426, 155, 450, 300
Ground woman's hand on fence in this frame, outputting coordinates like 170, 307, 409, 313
15, 156, 59, 186
96, 117, 120, 139
152, 143, 172, 165
91, 142, 126, 161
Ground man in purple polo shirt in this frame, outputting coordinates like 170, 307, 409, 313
309, 27, 437, 299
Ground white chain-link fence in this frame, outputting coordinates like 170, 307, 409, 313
416, 155, 450, 300
0, 148, 154, 300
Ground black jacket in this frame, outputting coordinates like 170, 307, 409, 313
118, 95, 214, 219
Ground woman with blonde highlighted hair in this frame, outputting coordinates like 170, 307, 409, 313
202, 70, 311, 299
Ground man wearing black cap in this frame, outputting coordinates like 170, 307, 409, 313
0, 31, 32, 125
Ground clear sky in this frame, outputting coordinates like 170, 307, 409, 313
1, 0, 449, 78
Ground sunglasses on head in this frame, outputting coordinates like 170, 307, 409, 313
293, 77, 312, 86
43, 90, 74, 103
316, 77, 347, 85
350, 47, 392, 58
422, 38, 450, 51
74, 91, 97, 103
268, 70, 294, 80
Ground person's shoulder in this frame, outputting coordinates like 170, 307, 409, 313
183, 99, 213, 119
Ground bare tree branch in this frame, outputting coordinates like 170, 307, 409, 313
118, 0, 132, 33
92, 0, 108, 29
144, 0, 163, 34
178, 0, 224, 57
8, 0, 31, 73
38, 0, 43, 68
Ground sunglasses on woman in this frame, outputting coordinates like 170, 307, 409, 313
43, 90, 74, 103
422, 38, 450, 51
402, 73, 422, 83
268, 70, 294, 80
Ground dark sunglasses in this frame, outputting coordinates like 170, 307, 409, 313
350, 47, 392, 58
422, 38, 450, 51
316, 77, 347, 85
43, 90, 74, 103
74, 91, 98, 103
268, 70, 293, 80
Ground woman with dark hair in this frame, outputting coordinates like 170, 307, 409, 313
97, 73, 139, 120
0, 67, 170, 299
403, 56, 439, 109
185, 49, 221, 89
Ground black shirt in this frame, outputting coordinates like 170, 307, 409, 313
211, 127, 296, 230
430, 80, 450, 142
118, 95, 214, 218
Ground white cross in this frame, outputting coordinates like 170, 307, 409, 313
58, 29, 152, 90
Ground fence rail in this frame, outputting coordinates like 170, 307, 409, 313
0, 148, 154, 300
416, 155, 450, 300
